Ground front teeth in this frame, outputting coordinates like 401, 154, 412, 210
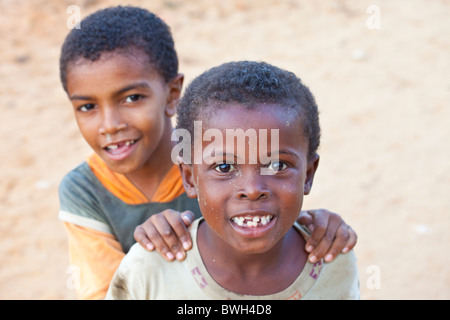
232, 215, 273, 228
107, 140, 135, 150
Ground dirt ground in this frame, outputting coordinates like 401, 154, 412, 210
0, 0, 449, 299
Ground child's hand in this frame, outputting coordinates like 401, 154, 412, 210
134, 210, 195, 261
298, 209, 357, 264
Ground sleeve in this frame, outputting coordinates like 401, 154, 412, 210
336, 250, 360, 300
58, 167, 113, 234
105, 244, 149, 300
63, 222, 125, 300
321, 250, 360, 300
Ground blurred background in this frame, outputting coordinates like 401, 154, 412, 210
0, 0, 449, 299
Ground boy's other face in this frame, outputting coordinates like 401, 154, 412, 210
66, 51, 182, 174
181, 103, 319, 255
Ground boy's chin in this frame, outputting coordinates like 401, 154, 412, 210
227, 238, 279, 256
101, 156, 140, 175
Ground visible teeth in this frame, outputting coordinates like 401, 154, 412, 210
107, 140, 135, 150
246, 220, 257, 227
232, 215, 273, 228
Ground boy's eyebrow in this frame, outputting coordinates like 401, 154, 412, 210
273, 149, 301, 159
212, 149, 300, 164
69, 94, 93, 101
115, 82, 152, 96
69, 82, 152, 101
212, 151, 242, 163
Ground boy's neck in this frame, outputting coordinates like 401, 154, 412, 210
125, 124, 176, 201
197, 220, 308, 296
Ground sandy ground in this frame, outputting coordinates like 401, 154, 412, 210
0, 0, 449, 300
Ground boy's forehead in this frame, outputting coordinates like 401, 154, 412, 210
67, 49, 156, 79
66, 50, 163, 93
200, 103, 308, 151
203, 102, 302, 130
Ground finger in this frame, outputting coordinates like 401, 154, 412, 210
134, 225, 155, 251
180, 210, 195, 226
297, 210, 314, 231
342, 226, 358, 253
164, 211, 193, 253
148, 214, 180, 261
322, 224, 349, 263
307, 216, 341, 263
304, 210, 329, 253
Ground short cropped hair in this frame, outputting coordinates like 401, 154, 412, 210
60, 5, 178, 92
176, 61, 321, 158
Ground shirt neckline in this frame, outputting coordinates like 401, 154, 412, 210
185, 218, 322, 300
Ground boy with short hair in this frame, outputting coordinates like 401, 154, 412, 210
106, 61, 359, 300
59, 6, 357, 300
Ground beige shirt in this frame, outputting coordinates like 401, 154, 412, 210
106, 219, 359, 300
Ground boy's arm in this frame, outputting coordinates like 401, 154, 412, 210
63, 222, 125, 300
134, 208, 357, 263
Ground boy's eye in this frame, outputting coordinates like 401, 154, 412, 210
124, 94, 142, 103
78, 104, 96, 112
214, 163, 236, 173
267, 161, 288, 172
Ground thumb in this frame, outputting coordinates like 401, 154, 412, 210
180, 210, 195, 226
298, 210, 315, 231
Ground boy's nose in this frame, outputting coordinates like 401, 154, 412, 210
236, 170, 271, 201
98, 107, 127, 135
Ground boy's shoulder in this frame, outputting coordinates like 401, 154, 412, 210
292, 223, 359, 299
58, 160, 114, 233
302, 250, 359, 299
107, 220, 203, 300
107, 240, 191, 299
59, 161, 99, 194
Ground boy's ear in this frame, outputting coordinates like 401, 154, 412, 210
165, 73, 184, 117
179, 162, 198, 199
304, 153, 320, 195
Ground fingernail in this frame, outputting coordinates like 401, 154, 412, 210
325, 254, 333, 262
309, 255, 317, 263
183, 241, 191, 250
342, 247, 349, 253
306, 245, 314, 253
181, 211, 194, 224
146, 243, 155, 251
176, 252, 185, 260
166, 252, 174, 260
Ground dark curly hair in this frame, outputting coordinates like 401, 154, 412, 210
59, 5, 178, 93
176, 61, 321, 159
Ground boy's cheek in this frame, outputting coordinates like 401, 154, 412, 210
197, 186, 219, 212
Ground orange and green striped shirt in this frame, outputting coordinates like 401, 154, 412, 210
59, 153, 200, 299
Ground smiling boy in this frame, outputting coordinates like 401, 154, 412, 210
58, 6, 202, 299
106, 61, 359, 300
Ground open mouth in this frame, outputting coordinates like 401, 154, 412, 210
104, 139, 137, 154
231, 215, 274, 228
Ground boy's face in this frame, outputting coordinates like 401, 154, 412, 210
181, 103, 319, 255
66, 51, 182, 174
